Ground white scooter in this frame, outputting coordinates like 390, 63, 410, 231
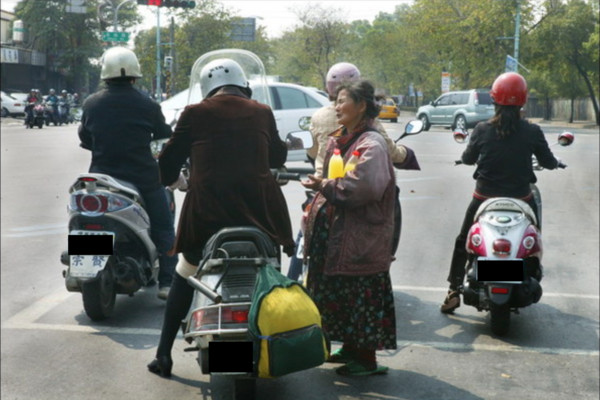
60, 139, 174, 321
453, 128, 574, 335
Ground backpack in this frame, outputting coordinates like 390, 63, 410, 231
248, 264, 328, 378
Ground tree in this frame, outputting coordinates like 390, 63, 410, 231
271, 4, 349, 87
14, 0, 142, 96
527, 0, 599, 124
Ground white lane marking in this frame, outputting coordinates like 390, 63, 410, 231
3, 223, 65, 238
396, 177, 440, 183
3, 287, 598, 357
9, 223, 65, 232
392, 285, 600, 300
3, 229, 65, 238
393, 340, 599, 357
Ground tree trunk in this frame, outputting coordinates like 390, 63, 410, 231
569, 97, 574, 123
544, 95, 552, 120
574, 60, 599, 125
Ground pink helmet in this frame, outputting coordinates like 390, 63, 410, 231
326, 62, 361, 97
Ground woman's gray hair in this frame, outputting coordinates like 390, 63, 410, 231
335, 79, 381, 119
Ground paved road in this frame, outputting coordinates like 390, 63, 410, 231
1, 117, 598, 400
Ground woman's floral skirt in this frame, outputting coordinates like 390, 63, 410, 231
306, 206, 397, 351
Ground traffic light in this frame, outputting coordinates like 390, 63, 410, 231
161, 0, 196, 8
137, 0, 195, 7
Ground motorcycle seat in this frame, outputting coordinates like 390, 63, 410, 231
475, 197, 537, 226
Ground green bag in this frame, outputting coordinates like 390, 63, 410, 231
248, 264, 328, 378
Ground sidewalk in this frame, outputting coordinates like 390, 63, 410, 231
529, 118, 598, 131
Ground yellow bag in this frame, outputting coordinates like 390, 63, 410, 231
248, 265, 328, 378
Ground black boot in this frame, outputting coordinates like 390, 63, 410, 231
148, 272, 194, 378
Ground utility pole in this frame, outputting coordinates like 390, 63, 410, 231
514, 0, 521, 72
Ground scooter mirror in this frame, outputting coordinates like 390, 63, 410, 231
557, 131, 574, 147
453, 128, 469, 144
396, 119, 424, 142
286, 131, 313, 151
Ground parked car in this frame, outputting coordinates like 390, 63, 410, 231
160, 81, 330, 162
416, 89, 494, 131
1, 91, 26, 118
378, 97, 399, 123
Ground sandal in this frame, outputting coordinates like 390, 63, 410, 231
335, 361, 389, 376
440, 290, 460, 314
326, 347, 354, 364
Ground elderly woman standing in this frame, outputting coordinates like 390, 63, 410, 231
301, 80, 398, 376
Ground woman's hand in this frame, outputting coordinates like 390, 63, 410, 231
301, 174, 325, 191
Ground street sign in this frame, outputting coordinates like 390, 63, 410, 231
102, 31, 130, 42
441, 71, 451, 93
505, 54, 518, 72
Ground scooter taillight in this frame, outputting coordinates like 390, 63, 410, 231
492, 239, 512, 256
491, 286, 509, 294
72, 193, 132, 214
191, 304, 250, 332
466, 223, 486, 256
77, 194, 108, 213
517, 225, 542, 258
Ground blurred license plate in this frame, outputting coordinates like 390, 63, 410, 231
477, 259, 524, 283
208, 342, 253, 373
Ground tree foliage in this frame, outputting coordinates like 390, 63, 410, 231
14, 0, 141, 95
13, 0, 598, 123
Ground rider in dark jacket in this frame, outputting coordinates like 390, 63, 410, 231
440, 72, 562, 314
78, 46, 177, 299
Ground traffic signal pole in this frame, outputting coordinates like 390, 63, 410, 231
156, 6, 161, 101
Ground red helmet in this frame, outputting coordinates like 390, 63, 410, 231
326, 62, 360, 97
490, 72, 527, 106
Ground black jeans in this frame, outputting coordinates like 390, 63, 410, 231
446, 196, 539, 290
141, 187, 177, 287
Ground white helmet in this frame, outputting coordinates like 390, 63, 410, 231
100, 46, 142, 80
199, 58, 248, 97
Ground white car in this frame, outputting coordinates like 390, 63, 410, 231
1, 91, 26, 118
160, 82, 330, 162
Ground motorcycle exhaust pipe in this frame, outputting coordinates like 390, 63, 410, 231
187, 276, 222, 304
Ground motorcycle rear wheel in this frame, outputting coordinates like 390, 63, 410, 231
490, 303, 511, 336
234, 377, 256, 400
82, 264, 116, 321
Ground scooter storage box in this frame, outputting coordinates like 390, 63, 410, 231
248, 264, 328, 378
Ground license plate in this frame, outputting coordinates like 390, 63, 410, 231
69, 254, 110, 278
69, 230, 114, 255
477, 259, 524, 283
68, 231, 114, 278
208, 341, 253, 373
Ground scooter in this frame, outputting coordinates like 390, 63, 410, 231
57, 99, 71, 125
60, 139, 175, 321
453, 128, 573, 335
26, 102, 45, 129
44, 100, 58, 126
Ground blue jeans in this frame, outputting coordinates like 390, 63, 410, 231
287, 231, 304, 280
141, 187, 177, 288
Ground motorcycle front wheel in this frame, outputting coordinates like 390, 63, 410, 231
82, 264, 116, 321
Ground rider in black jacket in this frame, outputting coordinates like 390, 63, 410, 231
78, 46, 177, 299
440, 72, 562, 314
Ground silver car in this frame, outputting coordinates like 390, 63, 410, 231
417, 89, 494, 131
